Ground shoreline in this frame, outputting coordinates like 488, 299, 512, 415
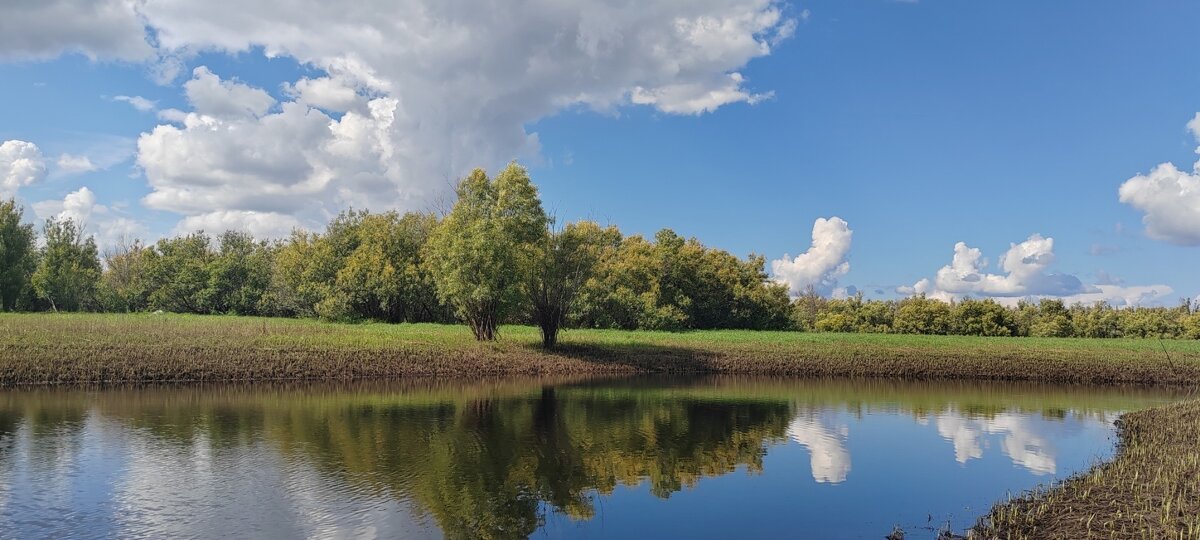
973, 399, 1200, 539
2, 314, 1198, 538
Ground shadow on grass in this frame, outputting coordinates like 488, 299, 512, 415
523, 341, 727, 374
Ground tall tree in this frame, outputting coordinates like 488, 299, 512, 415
527, 221, 612, 348
98, 239, 150, 312
427, 163, 549, 340
0, 199, 36, 311
31, 217, 101, 312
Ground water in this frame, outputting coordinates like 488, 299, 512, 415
0, 377, 1184, 539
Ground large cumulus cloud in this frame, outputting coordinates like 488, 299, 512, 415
1, 0, 797, 234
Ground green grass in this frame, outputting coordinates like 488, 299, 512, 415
3, 312, 1200, 385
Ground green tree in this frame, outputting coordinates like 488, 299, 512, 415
143, 233, 213, 313
97, 240, 150, 312
893, 295, 952, 334
31, 217, 101, 312
427, 164, 549, 340
527, 221, 612, 348
950, 298, 1014, 336
203, 231, 274, 315
0, 199, 36, 311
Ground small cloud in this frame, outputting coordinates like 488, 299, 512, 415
1088, 243, 1119, 256
112, 95, 157, 112
56, 153, 97, 175
1094, 270, 1125, 286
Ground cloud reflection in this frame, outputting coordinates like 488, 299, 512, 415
934, 412, 1066, 475
786, 414, 851, 483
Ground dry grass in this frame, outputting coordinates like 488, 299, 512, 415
2, 312, 1200, 386
973, 399, 1200, 539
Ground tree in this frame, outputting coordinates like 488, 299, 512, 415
98, 239, 150, 312
143, 233, 213, 313
0, 199, 36, 311
426, 164, 549, 340
893, 295, 951, 334
950, 298, 1014, 337
31, 217, 101, 312
203, 231, 274, 315
527, 221, 610, 348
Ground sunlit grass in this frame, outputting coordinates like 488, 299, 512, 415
2, 312, 1199, 385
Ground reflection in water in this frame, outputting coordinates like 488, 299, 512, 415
786, 413, 851, 483
935, 412, 1063, 475
0, 378, 1182, 539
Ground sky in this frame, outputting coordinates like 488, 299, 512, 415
1, 0, 1199, 306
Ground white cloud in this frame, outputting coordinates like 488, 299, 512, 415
771, 217, 852, 296
0, 0, 153, 61
1116, 113, 1200, 246
1118, 161, 1200, 246
183, 66, 276, 119
56, 153, 98, 175
113, 95, 157, 112
33, 186, 148, 249
2, 1, 796, 234
904, 234, 1174, 306
0, 140, 46, 199
174, 210, 303, 240
34, 185, 98, 225
282, 77, 363, 113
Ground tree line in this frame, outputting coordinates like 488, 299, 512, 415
2, 164, 1198, 345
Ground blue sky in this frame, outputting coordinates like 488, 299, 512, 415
2, 0, 1198, 305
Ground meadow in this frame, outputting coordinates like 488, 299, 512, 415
3, 312, 1200, 386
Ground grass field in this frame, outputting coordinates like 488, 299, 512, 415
3, 312, 1200, 385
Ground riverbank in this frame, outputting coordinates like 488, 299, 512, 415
3, 312, 1200, 386
974, 399, 1200, 539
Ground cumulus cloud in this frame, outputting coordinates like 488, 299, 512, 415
112, 95, 157, 112
1118, 161, 1200, 246
33, 186, 148, 249
0, 140, 46, 198
1116, 114, 1200, 246
0, 0, 153, 61
903, 234, 1174, 306
56, 153, 98, 175
771, 217, 853, 296
34, 185, 98, 225
174, 210, 303, 240
2, 0, 796, 234
282, 77, 363, 113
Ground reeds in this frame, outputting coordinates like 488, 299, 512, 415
973, 399, 1200, 539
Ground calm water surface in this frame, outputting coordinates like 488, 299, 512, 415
0, 377, 1185, 539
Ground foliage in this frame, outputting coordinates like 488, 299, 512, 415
31, 218, 101, 312
527, 220, 615, 348
97, 240, 149, 312
574, 229, 789, 331
0, 199, 36, 311
426, 164, 549, 340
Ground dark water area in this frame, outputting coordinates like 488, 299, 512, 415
0, 377, 1186, 539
